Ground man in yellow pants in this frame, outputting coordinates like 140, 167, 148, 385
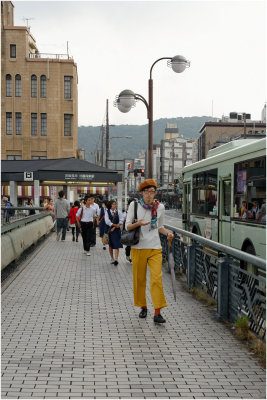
125, 179, 173, 323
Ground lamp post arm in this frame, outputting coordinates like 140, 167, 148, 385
150, 57, 172, 79
134, 93, 150, 119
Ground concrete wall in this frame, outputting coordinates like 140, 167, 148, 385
1, 215, 53, 270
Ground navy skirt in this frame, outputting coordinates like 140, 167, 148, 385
99, 220, 108, 238
109, 228, 123, 249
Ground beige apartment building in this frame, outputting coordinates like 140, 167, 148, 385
1, 1, 78, 160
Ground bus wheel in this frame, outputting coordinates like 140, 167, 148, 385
192, 226, 199, 235
241, 244, 258, 276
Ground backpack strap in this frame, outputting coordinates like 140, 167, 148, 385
134, 200, 138, 222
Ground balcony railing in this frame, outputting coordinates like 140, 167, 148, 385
28, 53, 73, 60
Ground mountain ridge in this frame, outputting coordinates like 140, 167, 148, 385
78, 116, 217, 162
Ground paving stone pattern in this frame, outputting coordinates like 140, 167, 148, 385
2, 232, 266, 399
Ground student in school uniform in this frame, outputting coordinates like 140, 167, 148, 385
76, 195, 96, 256
104, 200, 124, 266
89, 195, 100, 247
99, 200, 108, 249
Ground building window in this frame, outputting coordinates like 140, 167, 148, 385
6, 112, 12, 135
6, 74, 12, 97
32, 156, 47, 160
10, 44, 16, 58
31, 113, 37, 135
64, 114, 72, 136
41, 113, 47, 136
31, 75, 37, 97
40, 75, 47, 98
15, 74, 22, 97
7, 155, 22, 160
64, 76, 72, 99
6, 112, 13, 135
15, 112, 22, 135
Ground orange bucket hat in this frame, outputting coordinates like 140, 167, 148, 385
138, 179, 158, 192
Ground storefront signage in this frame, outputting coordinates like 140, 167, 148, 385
64, 173, 95, 181
24, 171, 33, 181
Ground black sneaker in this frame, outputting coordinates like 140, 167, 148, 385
114, 260, 119, 266
153, 314, 166, 324
139, 308, 147, 318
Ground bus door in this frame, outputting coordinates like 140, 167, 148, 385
183, 181, 191, 231
219, 177, 231, 246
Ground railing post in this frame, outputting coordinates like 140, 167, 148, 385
186, 242, 196, 290
216, 257, 231, 321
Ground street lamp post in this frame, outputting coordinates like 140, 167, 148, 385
114, 55, 190, 178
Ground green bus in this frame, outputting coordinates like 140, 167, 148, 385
182, 138, 266, 275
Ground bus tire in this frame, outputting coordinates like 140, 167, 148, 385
192, 225, 199, 235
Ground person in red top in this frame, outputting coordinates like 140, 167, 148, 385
69, 200, 81, 242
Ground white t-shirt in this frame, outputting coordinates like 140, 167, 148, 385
125, 201, 165, 249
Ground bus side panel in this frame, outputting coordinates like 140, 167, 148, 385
231, 221, 266, 258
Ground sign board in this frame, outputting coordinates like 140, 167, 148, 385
124, 160, 134, 179
24, 171, 33, 181
64, 173, 95, 181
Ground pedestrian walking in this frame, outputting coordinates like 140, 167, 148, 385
28, 199, 36, 215
125, 179, 174, 324
89, 195, 100, 247
105, 200, 124, 266
54, 190, 70, 241
99, 200, 108, 249
68, 200, 81, 242
76, 195, 96, 256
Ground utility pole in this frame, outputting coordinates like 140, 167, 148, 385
101, 125, 105, 167
105, 99, 109, 169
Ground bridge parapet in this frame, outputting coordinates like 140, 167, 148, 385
1, 207, 54, 270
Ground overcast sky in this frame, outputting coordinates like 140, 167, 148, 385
13, 0, 266, 127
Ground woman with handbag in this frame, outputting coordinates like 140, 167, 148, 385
99, 200, 108, 250
104, 200, 124, 266
125, 179, 174, 324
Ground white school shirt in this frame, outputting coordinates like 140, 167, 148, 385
76, 205, 96, 222
91, 202, 100, 216
125, 201, 165, 249
105, 209, 124, 227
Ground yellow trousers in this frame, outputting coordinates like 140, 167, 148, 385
131, 248, 168, 310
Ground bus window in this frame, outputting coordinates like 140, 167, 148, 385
234, 156, 266, 222
192, 169, 217, 216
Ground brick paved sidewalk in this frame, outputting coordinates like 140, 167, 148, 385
1, 231, 266, 399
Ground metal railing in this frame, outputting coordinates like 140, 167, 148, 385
1, 207, 54, 233
160, 225, 266, 340
28, 53, 73, 60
